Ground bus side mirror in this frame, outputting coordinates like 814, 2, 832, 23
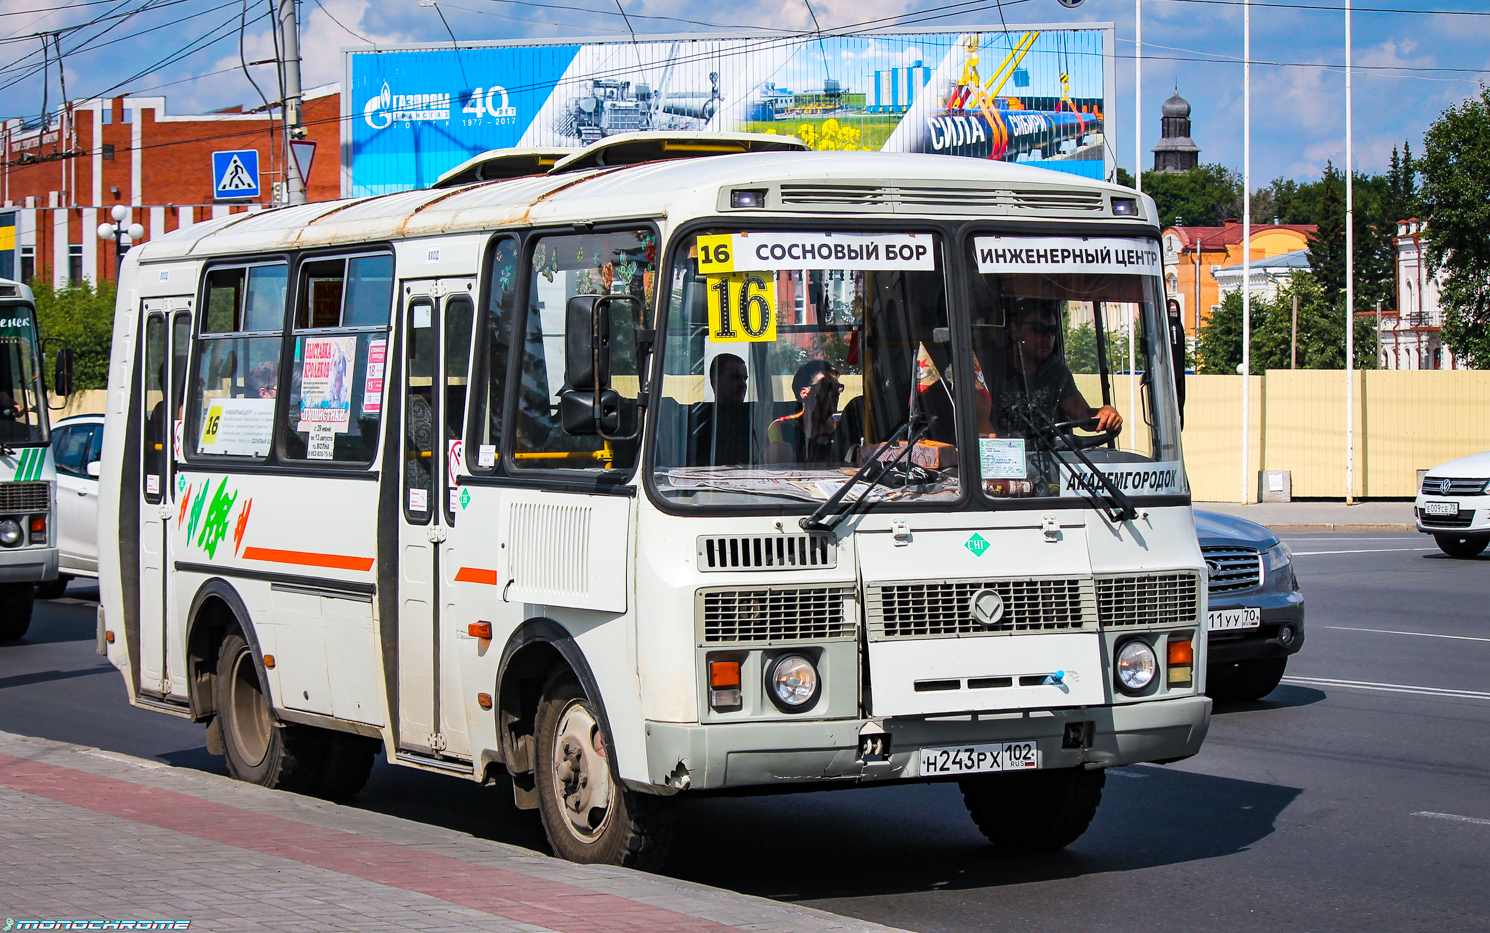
54, 346, 75, 398
562, 294, 639, 438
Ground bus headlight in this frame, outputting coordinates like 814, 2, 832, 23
766, 654, 820, 711
1115, 640, 1157, 694
0, 518, 22, 547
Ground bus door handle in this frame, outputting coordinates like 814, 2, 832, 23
426, 526, 448, 544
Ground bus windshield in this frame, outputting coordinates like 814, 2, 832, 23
0, 303, 46, 445
652, 229, 959, 507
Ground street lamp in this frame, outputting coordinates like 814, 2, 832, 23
95, 204, 144, 278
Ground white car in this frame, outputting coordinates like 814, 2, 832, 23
37, 413, 103, 598
1415, 451, 1490, 558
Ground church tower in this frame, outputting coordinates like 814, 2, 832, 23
1152, 90, 1200, 173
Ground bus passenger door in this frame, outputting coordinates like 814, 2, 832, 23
395, 278, 476, 759
138, 299, 192, 698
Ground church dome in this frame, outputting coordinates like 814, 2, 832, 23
1162, 91, 1191, 118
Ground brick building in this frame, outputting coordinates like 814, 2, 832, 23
1, 85, 340, 288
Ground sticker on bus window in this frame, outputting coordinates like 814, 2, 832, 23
979, 437, 1026, 479
362, 338, 386, 415
972, 236, 1162, 277
408, 487, 428, 512
297, 335, 356, 434
477, 444, 496, 468
699, 232, 934, 273
705, 273, 777, 343
307, 423, 336, 460
145, 474, 159, 495
198, 397, 275, 457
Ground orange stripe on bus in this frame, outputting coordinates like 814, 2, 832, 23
240, 547, 375, 572
454, 567, 500, 585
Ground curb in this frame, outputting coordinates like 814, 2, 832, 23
1265, 523, 1417, 533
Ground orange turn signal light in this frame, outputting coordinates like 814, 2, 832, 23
262, 654, 276, 669
1168, 638, 1194, 666
709, 660, 741, 689
468, 621, 492, 639
104, 630, 115, 644
29, 516, 45, 532
477, 692, 493, 710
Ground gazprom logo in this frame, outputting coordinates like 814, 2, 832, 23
363, 82, 452, 130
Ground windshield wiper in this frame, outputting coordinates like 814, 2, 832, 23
799, 415, 935, 533
1005, 404, 1138, 524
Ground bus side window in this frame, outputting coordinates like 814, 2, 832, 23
404, 298, 436, 522
511, 228, 653, 472
189, 263, 287, 460
468, 235, 519, 474
443, 294, 473, 522
142, 314, 166, 500
281, 253, 392, 464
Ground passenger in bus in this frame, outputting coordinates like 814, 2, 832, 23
765, 360, 845, 465
247, 361, 278, 399
710, 353, 748, 404
987, 298, 1122, 436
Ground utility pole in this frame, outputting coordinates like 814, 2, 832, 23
1240, 0, 1251, 504
1291, 293, 1298, 369
1344, 0, 1355, 505
1135, 0, 1142, 194
278, 0, 307, 205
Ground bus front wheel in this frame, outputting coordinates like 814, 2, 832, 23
215, 632, 323, 794
0, 583, 34, 641
959, 766, 1106, 853
533, 671, 672, 870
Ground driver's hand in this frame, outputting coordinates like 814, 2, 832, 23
1094, 405, 1123, 432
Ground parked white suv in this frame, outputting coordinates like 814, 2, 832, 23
36, 413, 103, 598
1415, 451, 1490, 558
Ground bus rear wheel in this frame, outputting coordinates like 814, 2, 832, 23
0, 583, 34, 641
959, 766, 1106, 853
215, 632, 323, 794
533, 671, 671, 870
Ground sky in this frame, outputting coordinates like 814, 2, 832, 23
1, 0, 1486, 187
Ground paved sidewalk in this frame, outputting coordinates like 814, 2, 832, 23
0, 730, 907, 933
1195, 499, 1418, 533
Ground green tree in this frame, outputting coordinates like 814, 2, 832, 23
31, 279, 117, 392
1140, 163, 1242, 228
1196, 273, 1377, 374
1307, 162, 1348, 297
1420, 86, 1490, 367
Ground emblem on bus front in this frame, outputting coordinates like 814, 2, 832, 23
971, 589, 1005, 627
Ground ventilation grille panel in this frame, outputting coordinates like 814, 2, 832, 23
1418, 508, 1476, 529
699, 586, 855, 644
697, 534, 834, 571
1096, 572, 1200, 627
866, 578, 1097, 640
1201, 546, 1261, 595
0, 481, 49, 513
508, 501, 590, 597
1421, 476, 1486, 496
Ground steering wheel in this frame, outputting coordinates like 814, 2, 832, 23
1051, 416, 1120, 450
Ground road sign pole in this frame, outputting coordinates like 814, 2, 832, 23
278, 0, 307, 205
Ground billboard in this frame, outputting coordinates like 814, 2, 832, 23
342, 26, 1114, 197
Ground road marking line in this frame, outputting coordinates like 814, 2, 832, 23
1319, 626, 1490, 643
1106, 769, 1149, 779
1282, 675, 1490, 701
1413, 811, 1490, 827
1290, 547, 1436, 555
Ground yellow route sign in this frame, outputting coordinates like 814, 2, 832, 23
705, 273, 777, 343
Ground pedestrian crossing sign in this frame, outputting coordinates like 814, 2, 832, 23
212, 149, 260, 200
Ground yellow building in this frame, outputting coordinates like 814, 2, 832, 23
1161, 222, 1316, 336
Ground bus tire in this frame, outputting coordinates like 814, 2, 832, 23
959, 766, 1106, 853
1206, 657, 1287, 703
215, 631, 322, 793
0, 583, 34, 641
534, 670, 671, 870
314, 732, 379, 799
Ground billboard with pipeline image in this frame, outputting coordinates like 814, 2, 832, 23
343, 26, 1113, 196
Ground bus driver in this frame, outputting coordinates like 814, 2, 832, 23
980, 297, 1122, 438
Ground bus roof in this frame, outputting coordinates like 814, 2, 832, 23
0, 278, 34, 302
128, 152, 1152, 263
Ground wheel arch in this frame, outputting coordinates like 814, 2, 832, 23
184, 578, 268, 722
495, 617, 618, 808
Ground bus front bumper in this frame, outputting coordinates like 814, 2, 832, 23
0, 546, 58, 584
641, 695, 1211, 791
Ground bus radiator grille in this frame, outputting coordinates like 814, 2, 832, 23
865, 578, 1098, 640
775, 183, 1105, 216
698, 585, 856, 645
1094, 572, 1201, 628
0, 481, 50, 513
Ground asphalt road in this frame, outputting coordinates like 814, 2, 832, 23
2, 532, 1486, 933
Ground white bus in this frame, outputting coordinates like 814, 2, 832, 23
99, 135, 1210, 868
2, 278, 71, 640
